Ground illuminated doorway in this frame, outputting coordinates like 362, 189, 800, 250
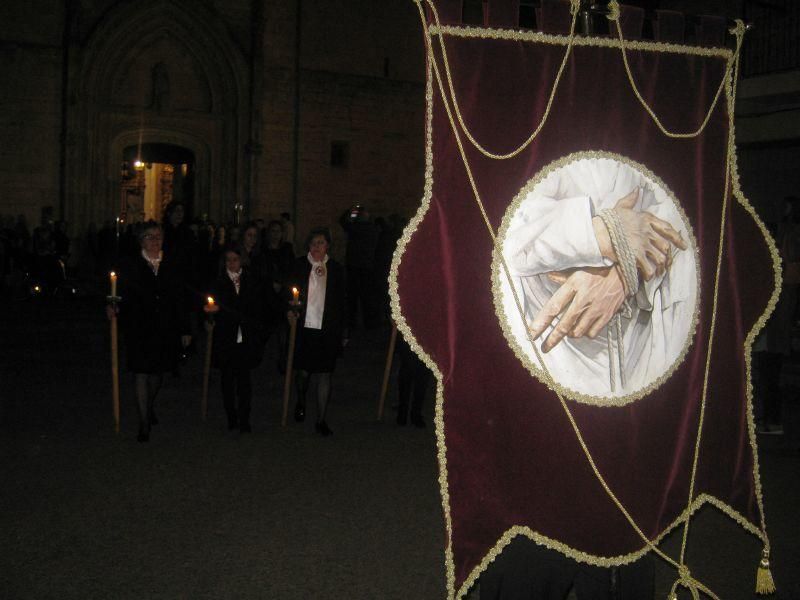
121, 143, 195, 223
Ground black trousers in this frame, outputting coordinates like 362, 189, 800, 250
220, 353, 253, 428
480, 536, 654, 600
346, 266, 379, 329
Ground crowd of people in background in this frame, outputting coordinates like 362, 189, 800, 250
0, 214, 72, 297
83, 201, 416, 442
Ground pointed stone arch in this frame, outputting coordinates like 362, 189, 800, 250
67, 0, 249, 229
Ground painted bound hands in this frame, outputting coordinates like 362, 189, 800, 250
529, 266, 626, 353
592, 188, 687, 281
530, 188, 687, 352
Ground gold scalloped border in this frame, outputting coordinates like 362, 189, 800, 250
491, 150, 701, 407
391, 16, 778, 600
457, 492, 766, 598
388, 55, 461, 594
725, 49, 782, 545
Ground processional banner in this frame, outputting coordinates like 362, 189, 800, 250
392, 1, 778, 598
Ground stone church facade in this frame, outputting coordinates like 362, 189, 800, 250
3, 0, 799, 259
1, 0, 425, 254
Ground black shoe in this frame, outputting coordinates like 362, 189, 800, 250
294, 404, 306, 422
315, 421, 332, 436
396, 412, 408, 426
148, 412, 159, 426
239, 423, 252, 433
410, 415, 426, 429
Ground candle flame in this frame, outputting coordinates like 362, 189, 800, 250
110, 271, 116, 278
207, 296, 215, 305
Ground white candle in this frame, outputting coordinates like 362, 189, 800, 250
110, 271, 117, 297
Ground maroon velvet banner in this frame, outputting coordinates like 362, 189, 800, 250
395, 13, 775, 597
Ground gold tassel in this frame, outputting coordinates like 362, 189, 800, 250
756, 549, 777, 595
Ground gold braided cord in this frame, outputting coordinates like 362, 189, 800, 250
414, 3, 724, 598
432, 24, 732, 59
608, 0, 742, 139
423, 0, 738, 164
425, 0, 581, 160
675, 36, 741, 573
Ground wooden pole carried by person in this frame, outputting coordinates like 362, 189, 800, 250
377, 323, 398, 421
108, 271, 120, 434
201, 296, 216, 422
282, 287, 301, 427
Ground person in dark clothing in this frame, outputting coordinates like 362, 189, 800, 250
241, 222, 268, 282
287, 227, 346, 436
340, 206, 380, 329
204, 245, 268, 433
396, 333, 432, 428
111, 221, 192, 442
262, 220, 295, 371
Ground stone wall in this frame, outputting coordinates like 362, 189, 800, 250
0, 0, 64, 228
0, 0, 426, 262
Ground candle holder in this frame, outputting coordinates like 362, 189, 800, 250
106, 294, 122, 308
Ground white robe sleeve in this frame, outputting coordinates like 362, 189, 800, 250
504, 194, 608, 276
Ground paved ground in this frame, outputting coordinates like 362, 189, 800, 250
1, 289, 798, 599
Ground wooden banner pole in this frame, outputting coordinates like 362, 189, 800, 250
281, 316, 298, 427
377, 323, 398, 421
110, 314, 120, 434
202, 320, 214, 422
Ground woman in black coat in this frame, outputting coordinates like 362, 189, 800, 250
204, 245, 268, 433
287, 227, 346, 436
114, 221, 192, 442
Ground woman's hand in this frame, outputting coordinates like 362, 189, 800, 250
203, 303, 220, 314
105, 305, 118, 321
181, 335, 192, 348
287, 310, 298, 325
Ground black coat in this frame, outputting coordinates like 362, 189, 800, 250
287, 256, 346, 371
118, 253, 191, 373
209, 269, 268, 370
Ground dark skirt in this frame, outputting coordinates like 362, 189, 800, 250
125, 330, 181, 374
293, 327, 340, 373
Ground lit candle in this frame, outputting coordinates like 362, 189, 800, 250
292, 287, 299, 303
207, 296, 215, 307
110, 271, 117, 297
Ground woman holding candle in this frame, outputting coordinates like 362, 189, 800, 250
204, 244, 268, 433
113, 221, 192, 442
287, 227, 346, 436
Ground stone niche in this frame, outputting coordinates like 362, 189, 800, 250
66, 0, 248, 232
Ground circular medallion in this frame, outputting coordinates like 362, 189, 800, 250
493, 152, 700, 406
